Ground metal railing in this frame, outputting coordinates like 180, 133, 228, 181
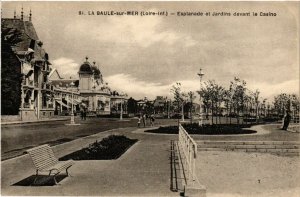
23, 78, 34, 87
178, 124, 197, 187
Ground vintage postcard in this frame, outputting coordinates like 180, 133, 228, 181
1, 1, 299, 196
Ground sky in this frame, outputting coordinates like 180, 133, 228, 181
2, 1, 299, 101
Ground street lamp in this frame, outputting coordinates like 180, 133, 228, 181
167, 98, 171, 119
197, 68, 204, 126
120, 92, 125, 120
70, 81, 75, 125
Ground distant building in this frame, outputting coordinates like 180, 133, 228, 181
153, 96, 167, 114
48, 70, 81, 116
52, 57, 128, 116
78, 58, 111, 115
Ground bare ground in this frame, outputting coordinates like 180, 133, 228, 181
196, 151, 300, 197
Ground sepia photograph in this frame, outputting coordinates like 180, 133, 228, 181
1, 1, 299, 196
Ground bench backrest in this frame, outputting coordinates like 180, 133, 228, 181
27, 144, 58, 171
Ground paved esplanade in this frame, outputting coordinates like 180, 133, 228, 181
1, 127, 179, 196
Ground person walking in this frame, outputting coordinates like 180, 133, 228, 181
80, 107, 84, 120
282, 110, 291, 130
150, 114, 155, 127
142, 114, 146, 127
83, 107, 87, 120
137, 116, 141, 128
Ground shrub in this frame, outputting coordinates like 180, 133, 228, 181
59, 135, 138, 160
145, 123, 257, 135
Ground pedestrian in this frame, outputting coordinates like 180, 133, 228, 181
142, 114, 146, 127
80, 107, 84, 120
150, 114, 155, 127
83, 107, 87, 120
282, 110, 291, 130
150, 115, 153, 127
137, 116, 141, 128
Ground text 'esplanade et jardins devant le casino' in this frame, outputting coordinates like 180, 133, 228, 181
78, 10, 277, 17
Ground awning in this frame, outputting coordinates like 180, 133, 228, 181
65, 98, 79, 106
73, 99, 81, 104
55, 100, 70, 108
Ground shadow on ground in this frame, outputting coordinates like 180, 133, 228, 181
12, 174, 67, 186
170, 140, 185, 195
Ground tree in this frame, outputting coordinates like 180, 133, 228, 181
127, 97, 138, 114
171, 82, 186, 122
1, 26, 23, 115
273, 93, 290, 117
145, 101, 154, 115
274, 93, 300, 121
230, 77, 247, 124
200, 80, 225, 124
252, 89, 260, 123
187, 91, 196, 123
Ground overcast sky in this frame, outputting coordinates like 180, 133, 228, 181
2, 1, 299, 101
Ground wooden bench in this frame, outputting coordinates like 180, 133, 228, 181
26, 144, 75, 185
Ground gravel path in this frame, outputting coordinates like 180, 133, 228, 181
196, 151, 300, 197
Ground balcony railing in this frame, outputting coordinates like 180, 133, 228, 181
42, 83, 54, 92
42, 103, 54, 109
23, 78, 34, 87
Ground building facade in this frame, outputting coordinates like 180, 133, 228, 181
2, 11, 55, 121
1, 11, 127, 121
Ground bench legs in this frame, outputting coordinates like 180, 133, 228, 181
66, 166, 73, 177
32, 166, 73, 186
48, 169, 60, 185
33, 170, 39, 185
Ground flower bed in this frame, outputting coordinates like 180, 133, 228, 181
145, 123, 257, 135
59, 135, 138, 160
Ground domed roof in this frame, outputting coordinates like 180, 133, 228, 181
91, 66, 101, 79
78, 61, 93, 74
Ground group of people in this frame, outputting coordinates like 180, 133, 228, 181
137, 114, 155, 127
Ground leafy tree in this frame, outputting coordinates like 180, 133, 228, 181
187, 91, 196, 123
171, 82, 186, 121
1, 27, 23, 115
200, 80, 225, 124
145, 101, 154, 115
273, 93, 290, 117
230, 77, 247, 124
252, 89, 260, 123
274, 93, 300, 121
127, 97, 138, 114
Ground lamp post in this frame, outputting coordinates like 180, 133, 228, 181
198, 68, 204, 126
167, 98, 170, 119
70, 82, 75, 125
120, 97, 123, 121
120, 92, 125, 120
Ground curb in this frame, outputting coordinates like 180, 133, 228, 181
1, 118, 69, 125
